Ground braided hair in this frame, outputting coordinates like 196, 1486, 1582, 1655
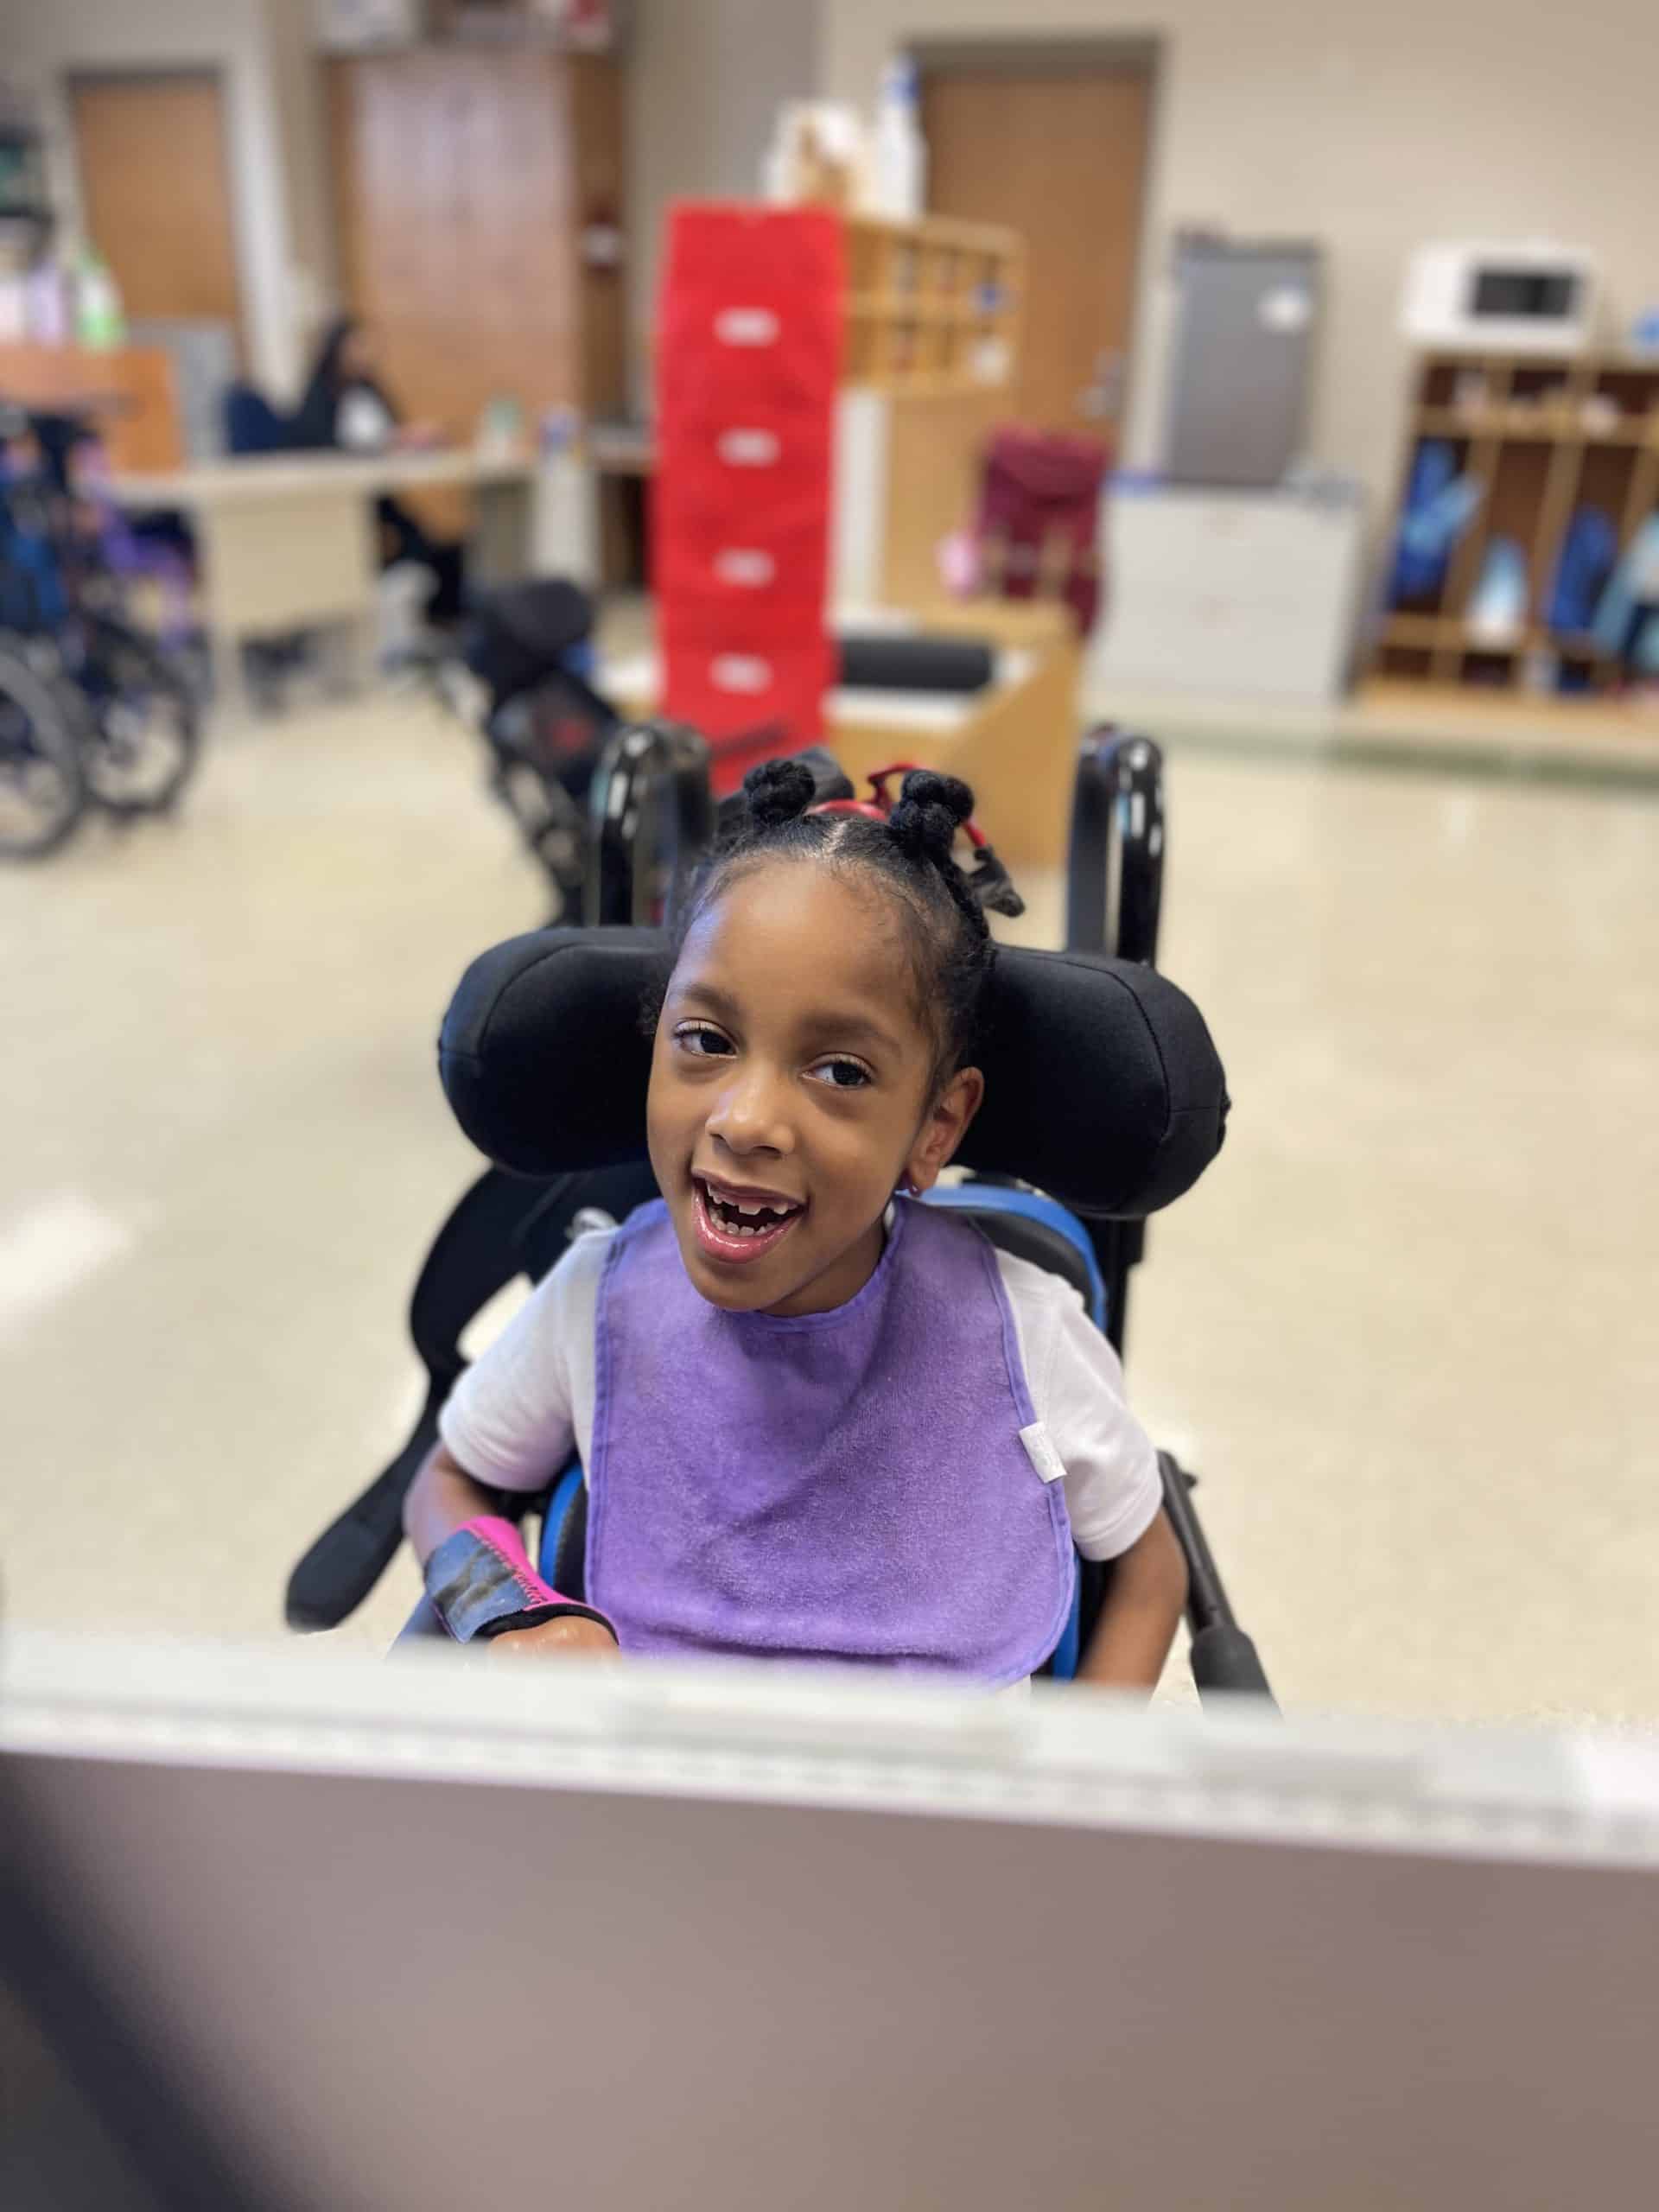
669, 759, 1011, 1090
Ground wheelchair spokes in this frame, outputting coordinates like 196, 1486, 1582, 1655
0, 639, 86, 860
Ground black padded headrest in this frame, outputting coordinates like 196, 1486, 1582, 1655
438, 928, 1228, 1220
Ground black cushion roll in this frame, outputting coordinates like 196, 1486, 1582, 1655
836, 632, 995, 694
438, 927, 1228, 1220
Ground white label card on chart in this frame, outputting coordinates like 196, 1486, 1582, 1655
718, 428, 781, 467
715, 307, 780, 346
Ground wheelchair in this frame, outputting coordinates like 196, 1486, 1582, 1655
418, 579, 721, 931
0, 403, 202, 847
287, 731, 1273, 1702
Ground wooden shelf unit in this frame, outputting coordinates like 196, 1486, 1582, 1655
841, 213, 1022, 394
1374, 349, 1659, 695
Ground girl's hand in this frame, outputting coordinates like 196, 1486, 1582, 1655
484, 1616, 620, 1662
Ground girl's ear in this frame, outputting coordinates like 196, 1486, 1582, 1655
904, 1066, 984, 1195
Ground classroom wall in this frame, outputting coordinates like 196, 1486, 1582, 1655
0, 0, 324, 396
261, 0, 340, 376
626, 0, 821, 410
824, 0, 1659, 525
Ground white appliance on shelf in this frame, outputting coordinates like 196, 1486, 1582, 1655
1402, 242, 1599, 356
1090, 482, 1368, 708
315, 0, 426, 51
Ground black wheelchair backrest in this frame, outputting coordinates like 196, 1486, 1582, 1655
438, 926, 1228, 1220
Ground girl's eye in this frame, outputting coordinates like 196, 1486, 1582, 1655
806, 1056, 873, 1090
674, 1021, 734, 1058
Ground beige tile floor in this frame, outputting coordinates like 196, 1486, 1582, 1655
3, 687, 1656, 1726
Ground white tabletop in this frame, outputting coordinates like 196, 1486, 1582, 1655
7, 1630, 1659, 2212
107, 444, 535, 507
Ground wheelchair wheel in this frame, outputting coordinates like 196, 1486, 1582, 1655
67, 615, 201, 815
0, 640, 86, 859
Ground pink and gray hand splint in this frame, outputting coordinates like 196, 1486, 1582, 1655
423, 1516, 614, 1644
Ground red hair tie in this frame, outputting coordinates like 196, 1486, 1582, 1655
808, 763, 988, 849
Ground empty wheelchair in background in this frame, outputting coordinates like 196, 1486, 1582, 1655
0, 632, 86, 859
0, 404, 201, 833
286, 728, 1272, 1703
416, 578, 719, 929
442, 579, 617, 919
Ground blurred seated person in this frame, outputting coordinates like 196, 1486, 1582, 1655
291, 317, 464, 626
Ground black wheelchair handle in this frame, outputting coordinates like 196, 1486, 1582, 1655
1065, 726, 1165, 967
585, 719, 715, 928
1157, 1451, 1278, 1709
1188, 1623, 1275, 1703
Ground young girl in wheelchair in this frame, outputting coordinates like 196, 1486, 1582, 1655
404, 760, 1187, 1688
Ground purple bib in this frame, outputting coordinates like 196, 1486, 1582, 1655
587, 1198, 1073, 1685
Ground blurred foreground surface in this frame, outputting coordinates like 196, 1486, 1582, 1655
4, 1630, 1658, 2212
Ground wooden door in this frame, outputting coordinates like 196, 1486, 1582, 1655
328, 48, 624, 443
69, 72, 243, 353
920, 63, 1153, 438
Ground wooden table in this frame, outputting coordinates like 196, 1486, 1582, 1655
106, 448, 537, 716
0, 341, 184, 471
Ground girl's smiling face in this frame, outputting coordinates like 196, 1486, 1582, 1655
647, 861, 983, 1317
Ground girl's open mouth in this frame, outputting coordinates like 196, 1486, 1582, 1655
692, 1175, 805, 1264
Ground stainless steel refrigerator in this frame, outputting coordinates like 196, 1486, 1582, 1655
1161, 237, 1321, 487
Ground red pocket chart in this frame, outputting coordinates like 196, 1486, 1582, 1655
654, 204, 840, 768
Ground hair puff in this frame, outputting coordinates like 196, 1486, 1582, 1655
888, 769, 973, 867
741, 757, 817, 830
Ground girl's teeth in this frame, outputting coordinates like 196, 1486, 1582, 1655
698, 1180, 798, 1241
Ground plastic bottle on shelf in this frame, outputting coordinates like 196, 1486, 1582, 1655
870, 54, 925, 219
74, 245, 126, 351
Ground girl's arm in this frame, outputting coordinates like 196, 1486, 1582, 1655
404, 1445, 617, 1659
1077, 1507, 1187, 1691
404, 1442, 501, 1564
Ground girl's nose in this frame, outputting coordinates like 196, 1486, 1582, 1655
707, 1067, 794, 1158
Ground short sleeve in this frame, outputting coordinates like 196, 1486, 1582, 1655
999, 1255, 1162, 1561
436, 1227, 611, 1492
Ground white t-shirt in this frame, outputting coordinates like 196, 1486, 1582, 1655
440, 1224, 1161, 1565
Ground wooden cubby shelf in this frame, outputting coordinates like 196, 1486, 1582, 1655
1374, 349, 1659, 696
841, 213, 1023, 394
